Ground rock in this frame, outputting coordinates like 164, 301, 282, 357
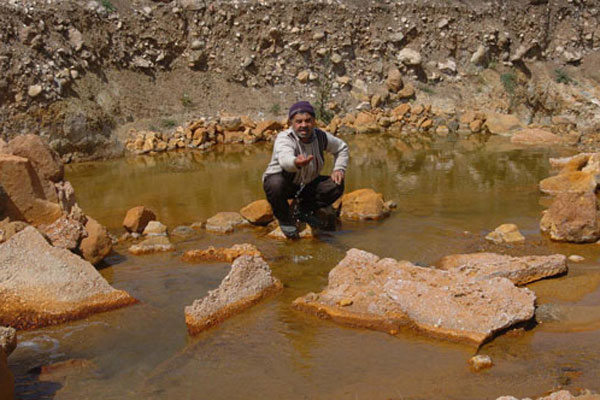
386, 67, 404, 92
497, 390, 600, 400
68, 27, 84, 51
8, 134, 64, 182
0, 154, 62, 226
330, 53, 342, 65
240, 200, 273, 225
510, 128, 564, 146
436, 252, 567, 285
79, 217, 112, 265
205, 212, 248, 233
37, 359, 95, 383
398, 48, 422, 66
0, 219, 28, 243
220, 116, 242, 131
292, 249, 536, 345
0, 227, 136, 329
185, 255, 283, 335
297, 70, 310, 83
55, 181, 77, 214
128, 236, 175, 255
268, 224, 314, 240
485, 223, 525, 244
568, 255, 584, 262
339, 188, 391, 220
397, 84, 416, 99
483, 112, 524, 135
123, 206, 156, 233
471, 45, 488, 66
171, 225, 195, 237
0, 327, 16, 357
28, 84, 43, 98
38, 214, 87, 250
182, 243, 262, 263
438, 59, 457, 74
539, 171, 597, 195
392, 103, 411, 117
540, 191, 600, 243
469, 355, 493, 371
143, 220, 168, 236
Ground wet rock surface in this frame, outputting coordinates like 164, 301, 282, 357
239, 200, 273, 225
0, 227, 136, 329
128, 235, 175, 255
182, 243, 262, 263
485, 223, 525, 244
205, 212, 249, 234
436, 252, 567, 285
185, 255, 283, 335
293, 248, 536, 345
338, 188, 392, 220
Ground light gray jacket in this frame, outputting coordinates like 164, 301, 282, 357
263, 127, 349, 185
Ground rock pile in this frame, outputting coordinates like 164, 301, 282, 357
293, 248, 537, 346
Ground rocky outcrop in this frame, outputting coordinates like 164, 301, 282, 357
485, 223, 525, 244
123, 206, 156, 233
185, 255, 283, 335
435, 252, 567, 285
293, 249, 536, 346
338, 188, 392, 220
182, 244, 261, 263
540, 191, 600, 243
0, 227, 136, 329
205, 212, 249, 233
239, 200, 273, 225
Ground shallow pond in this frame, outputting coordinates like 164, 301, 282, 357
10, 134, 600, 399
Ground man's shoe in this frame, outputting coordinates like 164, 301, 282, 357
297, 210, 322, 229
280, 224, 299, 239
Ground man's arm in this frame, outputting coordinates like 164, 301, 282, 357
274, 134, 299, 172
325, 132, 349, 181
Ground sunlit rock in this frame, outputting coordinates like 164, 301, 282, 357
510, 128, 564, 146
8, 134, 64, 182
483, 112, 524, 135
539, 171, 597, 194
293, 249, 536, 346
338, 188, 391, 220
540, 191, 600, 243
143, 220, 168, 236
38, 213, 87, 250
267, 224, 314, 240
469, 355, 493, 371
123, 206, 156, 233
240, 200, 273, 225
182, 243, 262, 263
205, 212, 249, 233
185, 255, 283, 335
128, 236, 175, 255
0, 227, 136, 329
485, 223, 525, 244
79, 217, 113, 265
436, 252, 567, 285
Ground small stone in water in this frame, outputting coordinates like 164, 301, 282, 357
568, 255, 584, 262
469, 354, 493, 371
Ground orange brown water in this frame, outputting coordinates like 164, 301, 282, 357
9, 135, 600, 399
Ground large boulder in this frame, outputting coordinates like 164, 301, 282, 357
435, 252, 567, 285
123, 206, 156, 233
510, 128, 565, 146
205, 212, 249, 233
8, 134, 64, 182
79, 217, 113, 265
185, 255, 283, 335
540, 191, 600, 243
292, 249, 536, 345
182, 243, 262, 263
0, 227, 137, 329
239, 200, 273, 225
339, 188, 391, 220
483, 112, 524, 135
0, 154, 62, 225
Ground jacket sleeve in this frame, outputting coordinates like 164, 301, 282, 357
274, 133, 298, 172
325, 132, 349, 172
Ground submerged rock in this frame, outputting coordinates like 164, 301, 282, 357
293, 249, 536, 345
128, 236, 175, 255
267, 224, 314, 240
185, 255, 283, 335
123, 206, 156, 233
338, 188, 391, 220
436, 253, 567, 285
240, 200, 274, 225
485, 223, 525, 244
205, 212, 249, 233
469, 354, 493, 371
0, 227, 136, 329
182, 243, 262, 263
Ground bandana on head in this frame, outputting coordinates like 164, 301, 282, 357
288, 101, 315, 119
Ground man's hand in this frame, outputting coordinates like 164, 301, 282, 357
331, 170, 345, 185
294, 154, 314, 168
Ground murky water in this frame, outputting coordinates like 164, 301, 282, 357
9, 134, 600, 399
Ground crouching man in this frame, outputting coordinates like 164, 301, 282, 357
263, 101, 349, 239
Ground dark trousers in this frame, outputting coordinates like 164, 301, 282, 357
263, 173, 344, 225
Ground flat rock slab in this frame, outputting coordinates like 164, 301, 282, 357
185, 255, 283, 335
436, 252, 567, 285
205, 212, 249, 233
128, 236, 175, 255
0, 227, 136, 330
292, 248, 536, 346
182, 243, 262, 263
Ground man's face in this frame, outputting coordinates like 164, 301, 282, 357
290, 112, 315, 142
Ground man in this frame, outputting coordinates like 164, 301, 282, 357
263, 101, 349, 239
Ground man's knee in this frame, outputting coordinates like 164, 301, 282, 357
263, 174, 288, 199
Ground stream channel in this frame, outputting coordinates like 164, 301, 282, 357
9, 134, 600, 399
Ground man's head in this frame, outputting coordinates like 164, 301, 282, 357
289, 101, 316, 142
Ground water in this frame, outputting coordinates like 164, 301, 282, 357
9, 134, 600, 399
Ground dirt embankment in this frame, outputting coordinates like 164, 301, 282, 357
1, 0, 599, 161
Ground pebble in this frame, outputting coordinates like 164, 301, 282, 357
469, 354, 493, 371
568, 255, 584, 262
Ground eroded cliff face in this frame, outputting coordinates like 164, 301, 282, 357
1, 0, 599, 160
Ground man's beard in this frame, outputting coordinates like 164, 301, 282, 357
295, 127, 314, 142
